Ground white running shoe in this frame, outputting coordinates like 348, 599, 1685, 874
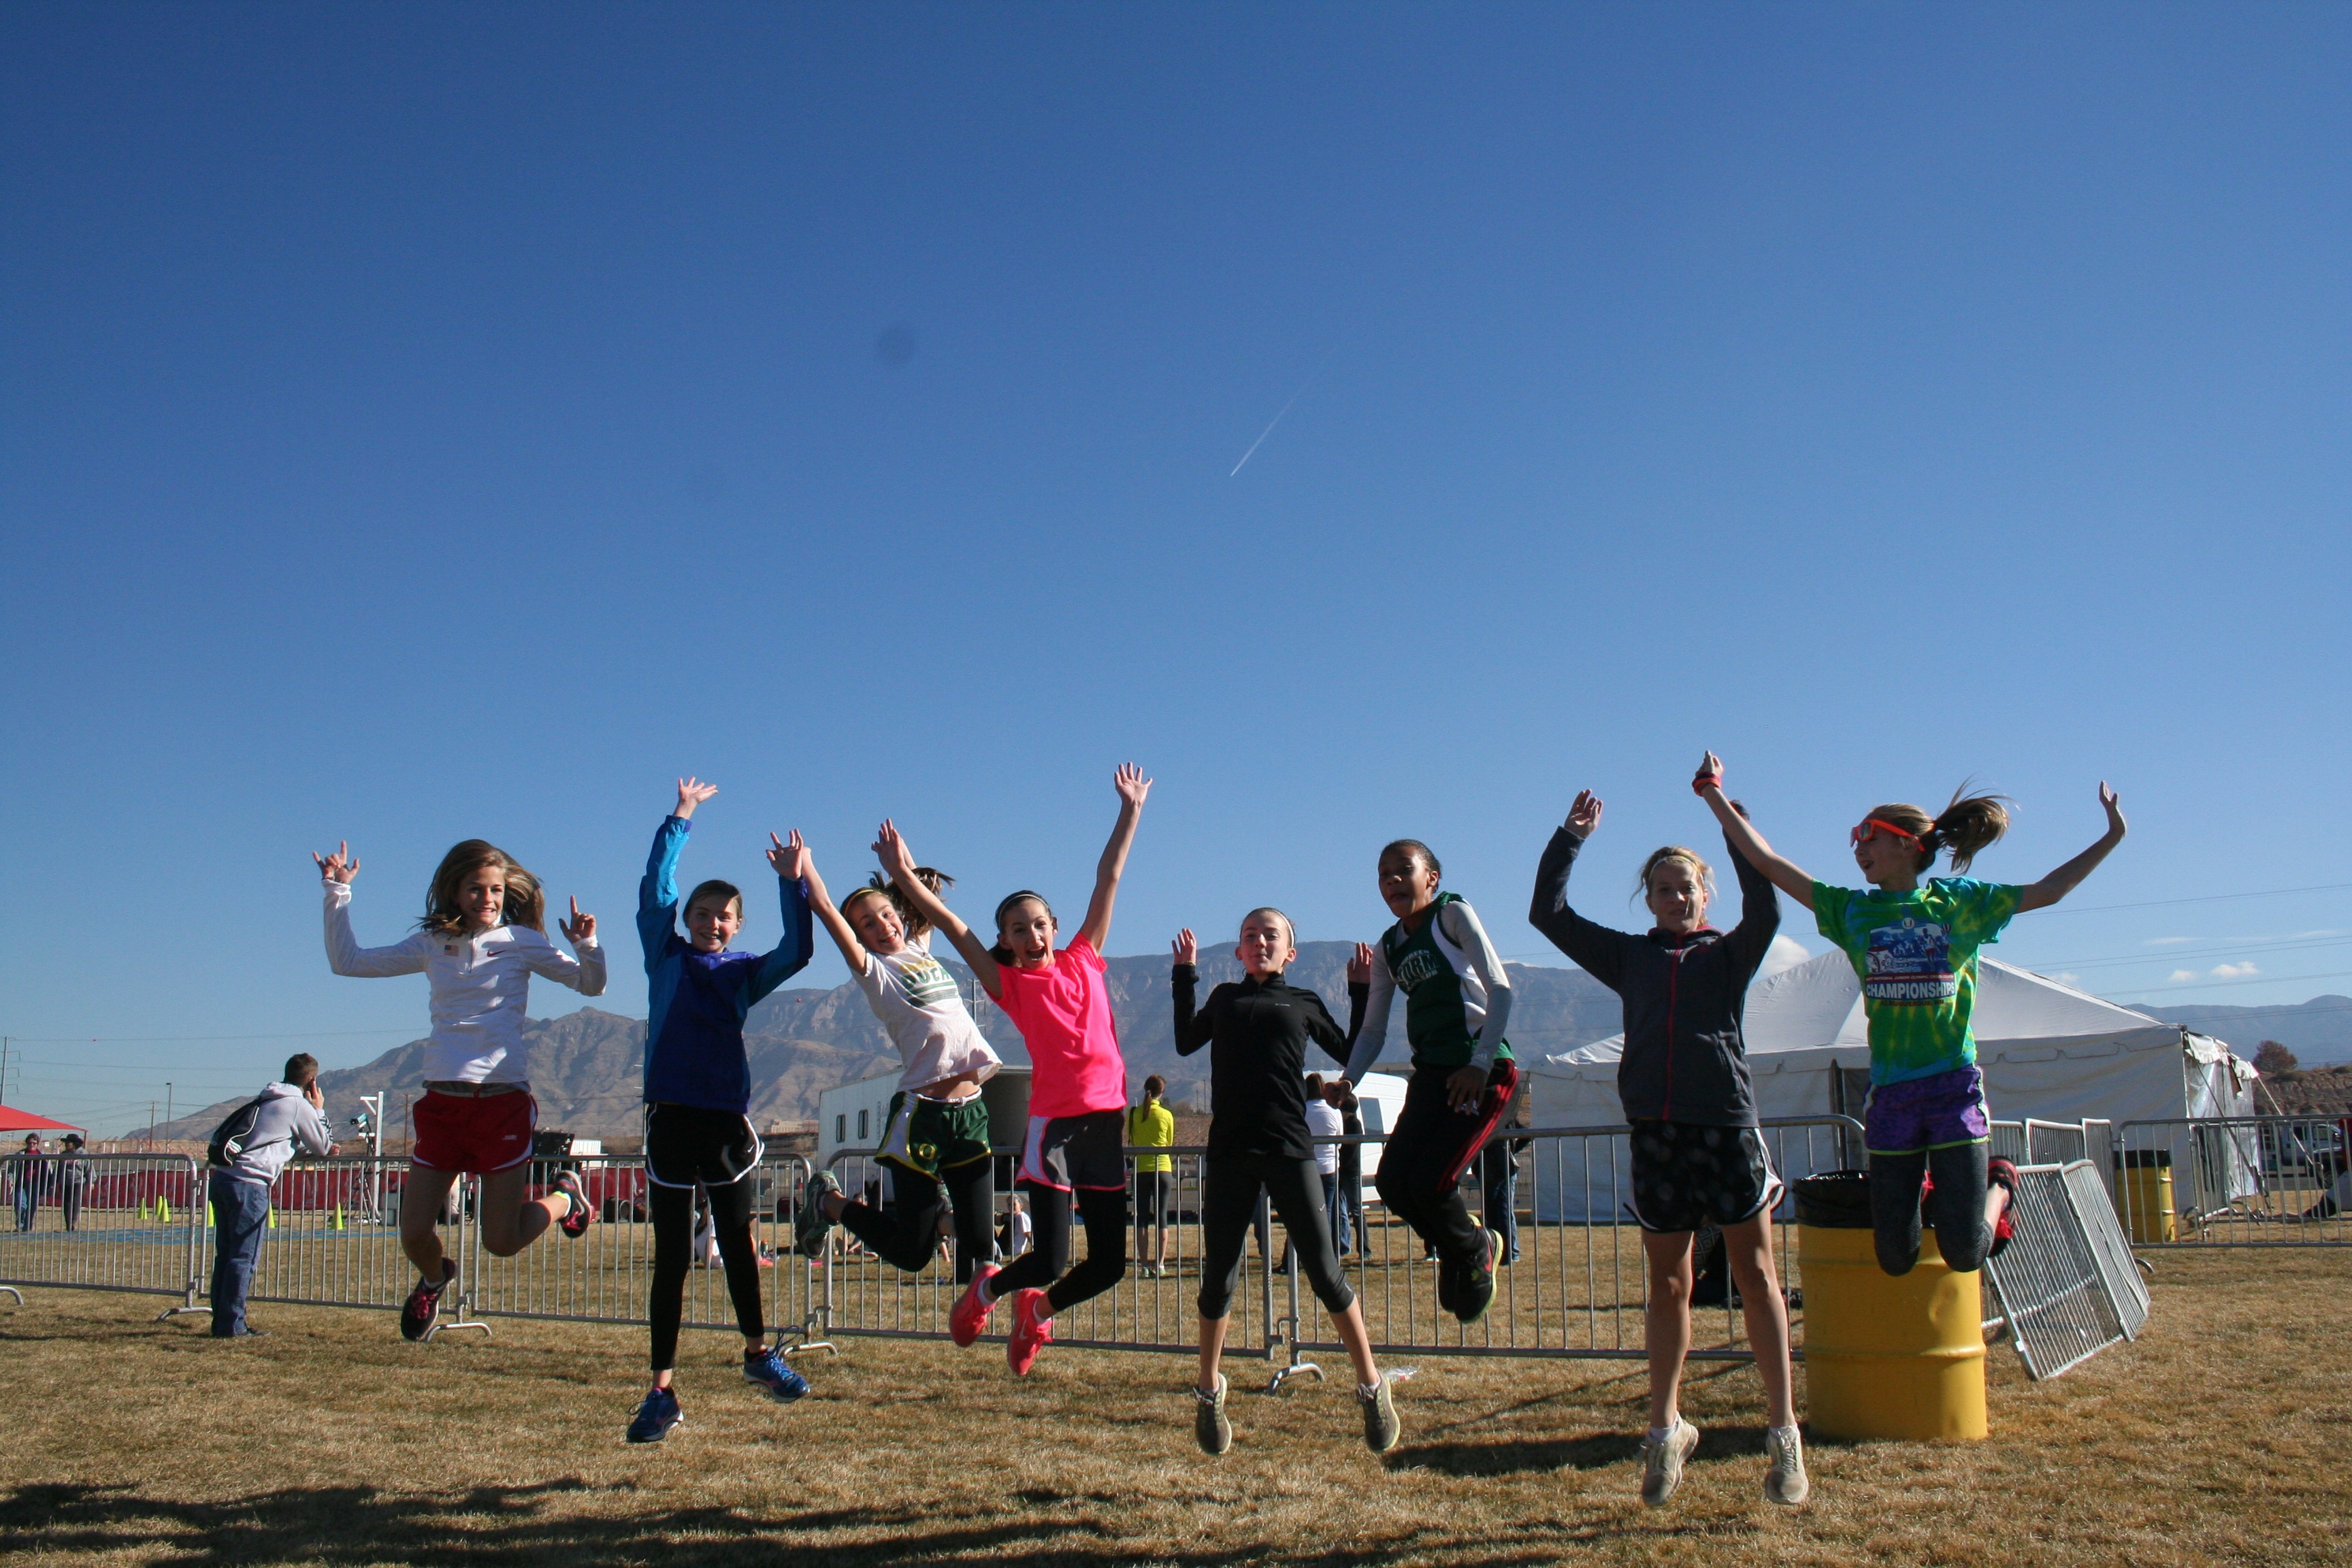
1640, 1418, 1699, 1507
1763, 1425, 1809, 1505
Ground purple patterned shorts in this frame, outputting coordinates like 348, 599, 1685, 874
1864, 1064, 1990, 1154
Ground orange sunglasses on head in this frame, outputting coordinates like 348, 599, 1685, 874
1850, 818, 1922, 847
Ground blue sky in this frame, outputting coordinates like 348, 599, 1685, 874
3, 5, 2347, 1132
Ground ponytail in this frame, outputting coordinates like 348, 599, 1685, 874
1867, 785, 2012, 875
1928, 785, 2011, 874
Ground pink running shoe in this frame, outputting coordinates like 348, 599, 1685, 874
950, 1263, 1000, 1348
1007, 1287, 1054, 1377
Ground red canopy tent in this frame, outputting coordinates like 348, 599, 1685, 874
0, 1105, 86, 1135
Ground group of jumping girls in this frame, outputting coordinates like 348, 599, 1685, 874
314, 752, 2126, 1506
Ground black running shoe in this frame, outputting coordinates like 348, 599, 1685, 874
1454, 1229, 1499, 1324
400, 1262, 455, 1342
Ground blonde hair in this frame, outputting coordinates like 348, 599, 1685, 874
1636, 845, 1716, 902
847, 868, 955, 941
1869, 785, 2013, 875
421, 840, 543, 934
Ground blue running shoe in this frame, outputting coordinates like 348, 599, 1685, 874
742, 1346, 810, 1403
626, 1385, 682, 1444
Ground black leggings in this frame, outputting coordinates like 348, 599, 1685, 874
648, 1177, 764, 1373
837, 1158, 996, 1286
1869, 1143, 1991, 1276
994, 1182, 1126, 1313
1200, 1154, 1354, 1321
1375, 1063, 1513, 1271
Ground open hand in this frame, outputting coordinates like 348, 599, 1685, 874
2098, 781, 2127, 837
313, 842, 361, 884
560, 896, 597, 946
676, 777, 719, 818
1347, 941, 1374, 986
768, 829, 809, 882
1566, 790, 1603, 836
872, 819, 917, 880
1114, 762, 1152, 809
1172, 928, 1198, 966
1446, 1065, 1488, 1112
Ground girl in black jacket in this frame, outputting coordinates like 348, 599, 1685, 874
1527, 762, 1806, 1509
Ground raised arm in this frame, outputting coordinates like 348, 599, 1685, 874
1341, 942, 1397, 1086
1077, 763, 1152, 953
1170, 929, 1213, 1055
1528, 791, 1637, 988
526, 898, 608, 995
1307, 943, 1375, 1067
2016, 783, 2128, 912
638, 802, 696, 968
798, 843, 869, 975
1694, 753, 1814, 910
315, 844, 431, 978
875, 819, 1000, 998
749, 830, 817, 1002
1718, 803, 1784, 974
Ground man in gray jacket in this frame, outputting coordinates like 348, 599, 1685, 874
209, 1054, 338, 1338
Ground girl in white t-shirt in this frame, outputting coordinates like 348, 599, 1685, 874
794, 842, 1003, 1317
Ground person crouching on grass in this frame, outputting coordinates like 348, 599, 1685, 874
1527, 766, 1802, 1507
1173, 913, 1399, 1454
317, 836, 603, 1342
625, 777, 819, 1445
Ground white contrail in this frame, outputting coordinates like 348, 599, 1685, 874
1230, 342, 1342, 476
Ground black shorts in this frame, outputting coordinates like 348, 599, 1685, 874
1628, 1120, 1780, 1234
645, 1102, 763, 1190
1019, 1111, 1126, 1192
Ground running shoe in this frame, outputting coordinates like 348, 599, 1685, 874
1006, 1287, 1053, 1377
1453, 1229, 1501, 1324
1358, 1374, 1401, 1454
794, 1172, 841, 1257
399, 1262, 455, 1343
949, 1263, 1001, 1348
1639, 1417, 1699, 1507
1763, 1424, 1809, 1505
742, 1346, 810, 1403
626, 1385, 683, 1444
1433, 1254, 1462, 1318
1194, 1374, 1232, 1456
1986, 1157, 2020, 1260
555, 1170, 593, 1239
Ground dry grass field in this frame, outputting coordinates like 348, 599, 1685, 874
1, 1246, 2344, 1567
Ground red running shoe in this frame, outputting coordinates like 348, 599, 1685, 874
1007, 1287, 1053, 1377
400, 1262, 455, 1342
555, 1171, 593, 1239
1986, 1156, 2020, 1260
950, 1263, 1000, 1348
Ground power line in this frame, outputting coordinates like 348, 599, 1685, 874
0, 1028, 421, 1044
2009, 881, 2352, 916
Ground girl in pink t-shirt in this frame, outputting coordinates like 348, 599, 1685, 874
879, 763, 1151, 1376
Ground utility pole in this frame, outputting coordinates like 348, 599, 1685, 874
146, 1102, 157, 1148
0, 1036, 10, 1107
165, 1082, 174, 1139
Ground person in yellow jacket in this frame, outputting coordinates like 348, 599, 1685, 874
1127, 1077, 1176, 1277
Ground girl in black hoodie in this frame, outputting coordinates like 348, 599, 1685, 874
1527, 760, 1805, 1510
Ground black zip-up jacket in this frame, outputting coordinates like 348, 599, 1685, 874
1527, 827, 1780, 1127
1173, 967, 1369, 1162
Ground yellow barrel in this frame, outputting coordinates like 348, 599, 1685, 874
2115, 1153, 2177, 1243
1800, 1222, 1987, 1441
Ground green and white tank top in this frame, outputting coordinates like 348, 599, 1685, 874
1379, 894, 1513, 1068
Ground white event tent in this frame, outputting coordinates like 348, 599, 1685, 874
1525, 950, 2256, 1220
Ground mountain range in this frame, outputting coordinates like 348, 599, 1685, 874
148, 945, 2334, 1144
148, 943, 1623, 1144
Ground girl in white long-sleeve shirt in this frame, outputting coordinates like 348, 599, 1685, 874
318, 837, 606, 1341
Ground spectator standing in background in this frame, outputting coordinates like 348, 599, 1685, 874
1330, 1081, 1364, 1256
12, 1134, 46, 1231
57, 1134, 88, 1232
208, 1055, 338, 1338
1128, 1076, 1176, 1277
1303, 1074, 1345, 1255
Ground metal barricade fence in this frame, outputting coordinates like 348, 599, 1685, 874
2025, 1119, 2088, 1166
0, 1152, 205, 1308
811, 1117, 1866, 1372
2115, 1116, 2352, 1246
1982, 1159, 2145, 1379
